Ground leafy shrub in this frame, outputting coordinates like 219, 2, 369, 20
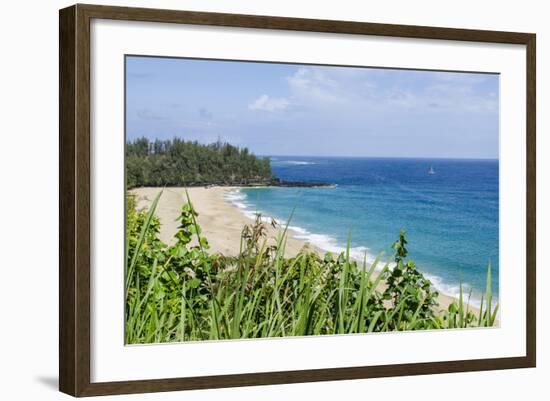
125, 191, 498, 344
382, 230, 439, 330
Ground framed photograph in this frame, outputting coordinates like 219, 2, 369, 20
59, 4, 536, 397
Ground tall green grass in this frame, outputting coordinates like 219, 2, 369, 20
125, 191, 498, 344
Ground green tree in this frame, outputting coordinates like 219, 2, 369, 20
125, 137, 273, 188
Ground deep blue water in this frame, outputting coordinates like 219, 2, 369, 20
227, 156, 499, 300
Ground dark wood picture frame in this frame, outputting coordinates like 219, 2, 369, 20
59, 3, 536, 397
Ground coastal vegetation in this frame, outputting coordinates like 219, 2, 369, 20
125, 191, 498, 344
126, 138, 273, 188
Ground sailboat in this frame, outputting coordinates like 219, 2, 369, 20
428, 165, 435, 175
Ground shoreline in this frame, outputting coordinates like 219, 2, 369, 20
131, 186, 474, 314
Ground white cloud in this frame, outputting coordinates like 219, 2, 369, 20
248, 94, 290, 112
249, 67, 497, 118
287, 67, 346, 104
136, 108, 166, 120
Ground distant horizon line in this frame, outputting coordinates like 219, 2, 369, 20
262, 154, 499, 161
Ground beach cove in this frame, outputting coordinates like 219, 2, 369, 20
131, 186, 465, 314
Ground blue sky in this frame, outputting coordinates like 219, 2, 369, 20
126, 56, 499, 159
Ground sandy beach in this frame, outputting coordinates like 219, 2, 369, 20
131, 186, 467, 313
131, 186, 312, 256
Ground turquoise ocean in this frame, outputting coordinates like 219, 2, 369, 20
224, 156, 499, 302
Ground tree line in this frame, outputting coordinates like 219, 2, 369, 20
126, 137, 273, 188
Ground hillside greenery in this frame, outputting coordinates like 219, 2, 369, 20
125, 191, 498, 344
126, 138, 273, 188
